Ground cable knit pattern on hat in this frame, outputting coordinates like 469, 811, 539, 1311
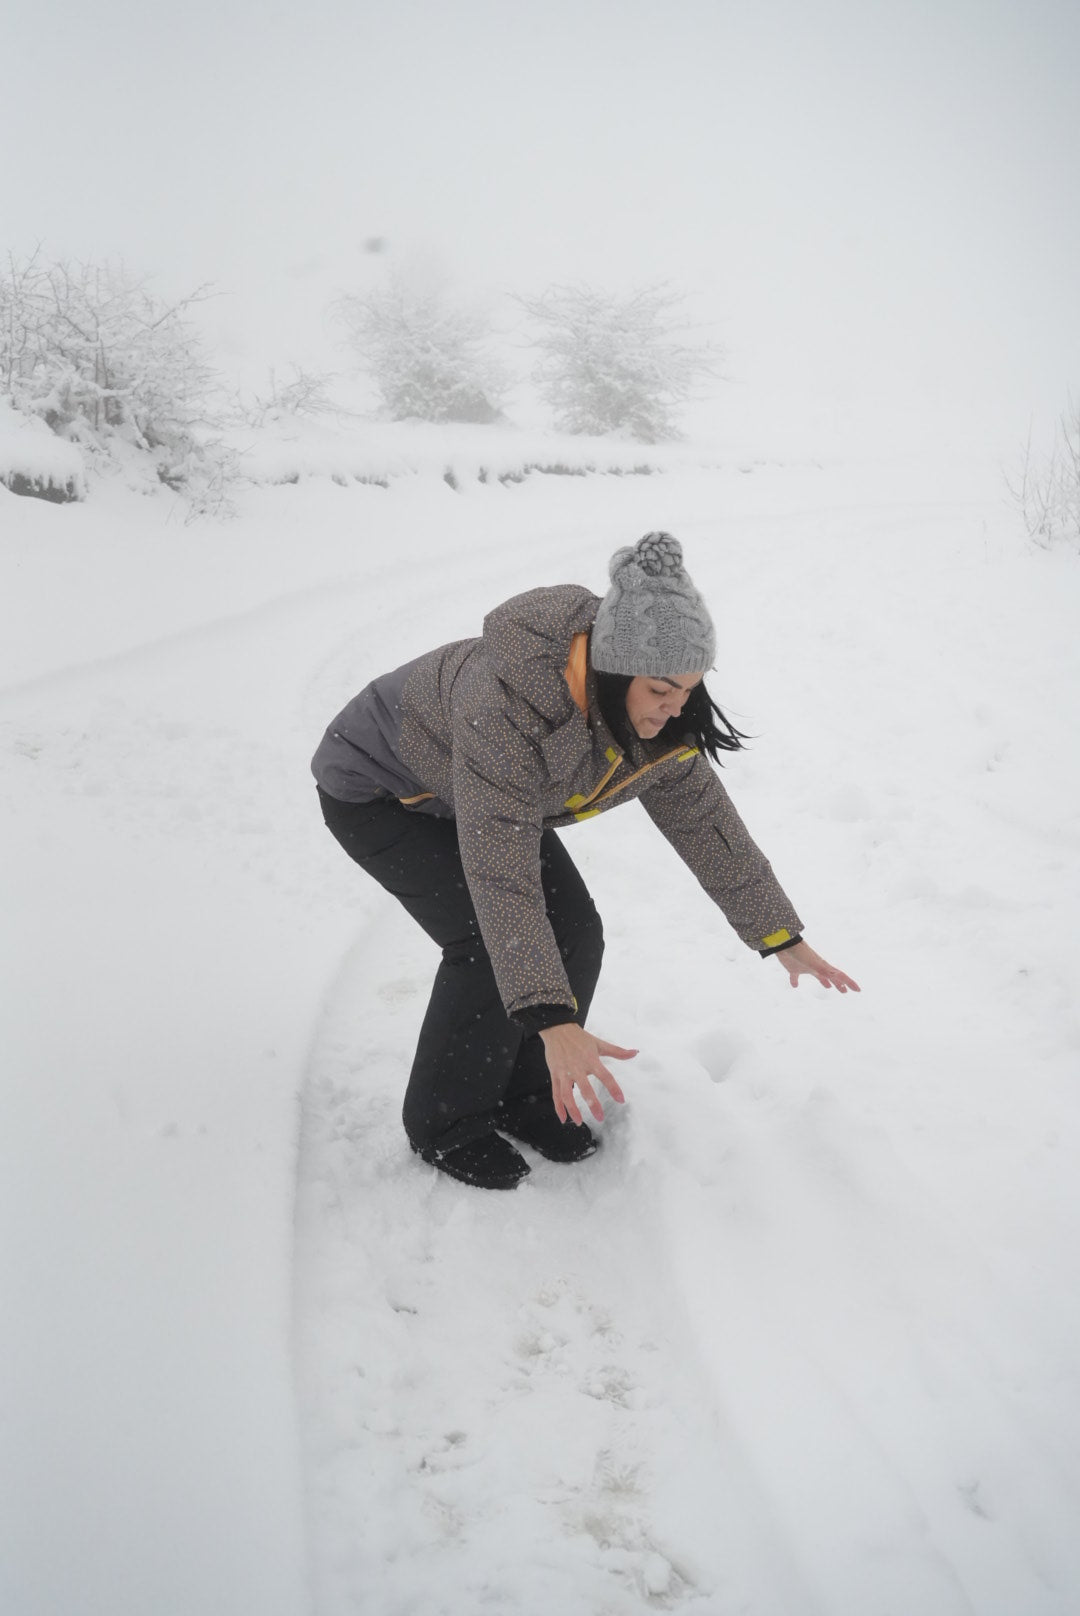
590, 532, 716, 676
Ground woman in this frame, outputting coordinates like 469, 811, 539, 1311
313, 532, 859, 1189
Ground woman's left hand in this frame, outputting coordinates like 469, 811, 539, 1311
775, 940, 860, 993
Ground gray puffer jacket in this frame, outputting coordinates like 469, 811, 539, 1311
312, 584, 803, 1019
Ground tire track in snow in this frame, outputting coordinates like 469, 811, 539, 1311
0, 534, 463, 703
0, 519, 582, 931
1, 478, 639, 704
291, 913, 817, 1616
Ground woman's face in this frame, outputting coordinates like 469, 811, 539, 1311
624, 673, 703, 739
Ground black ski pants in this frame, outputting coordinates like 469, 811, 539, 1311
317, 788, 604, 1153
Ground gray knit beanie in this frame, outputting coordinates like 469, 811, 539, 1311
590, 532, 716, 677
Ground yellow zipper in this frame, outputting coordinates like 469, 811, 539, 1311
402, 744, 699, 821
563, 745, 623, 812
566, 745, 698, 819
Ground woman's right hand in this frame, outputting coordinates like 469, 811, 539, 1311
538, 1023, 637, 1125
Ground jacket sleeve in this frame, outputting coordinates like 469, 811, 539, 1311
639, 752, 804, 951
450, 695, 578, 1021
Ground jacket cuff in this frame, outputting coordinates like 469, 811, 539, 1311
759, 932, 803, 958
511, 1002, 580, 1036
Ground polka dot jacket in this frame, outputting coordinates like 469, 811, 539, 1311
312, 584, 804, 1019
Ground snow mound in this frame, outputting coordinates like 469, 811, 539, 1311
0, 400, 86, 503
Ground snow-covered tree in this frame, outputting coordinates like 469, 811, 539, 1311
519, 283, 720, 442
334, 271, 507, 424
0, 249, 217, 473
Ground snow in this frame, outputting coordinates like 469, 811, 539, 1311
0, 399, 86, 497
229, 414, 705, 492
2, 428, 1079, 1615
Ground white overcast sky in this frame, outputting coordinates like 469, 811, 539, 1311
3, 0, 1078, 442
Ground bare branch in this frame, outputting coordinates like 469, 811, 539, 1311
1006, 396, 1080, 548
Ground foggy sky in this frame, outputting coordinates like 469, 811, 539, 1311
3, 0, 1078, 443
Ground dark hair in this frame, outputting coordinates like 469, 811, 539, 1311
594, 671, 748, 764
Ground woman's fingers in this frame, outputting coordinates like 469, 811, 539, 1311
551, 1065, 625, 1126
555, 1073, 603, 1125
595, 1062, 626, 1107
544, 1028, 636, 1127
806, 967, 861, 993
779, 944, 861, 996
554, 1078, 576, 1125
816, 961, 861, 993
552, 1072, 586, 1126
576, 1075, 603, 1122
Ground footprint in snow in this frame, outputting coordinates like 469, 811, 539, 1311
573, 1449, 694, 1607
693, 1028, 748, 1084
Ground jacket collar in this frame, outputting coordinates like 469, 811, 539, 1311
481, 585, 601, 726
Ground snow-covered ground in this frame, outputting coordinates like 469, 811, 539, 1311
2, 430, 1078, 1615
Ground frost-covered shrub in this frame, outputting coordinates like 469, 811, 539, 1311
0, 249, 219, 488
0, 399, 86, 502
1008, 397, 1080, 549
334, 272, 508, 424
519, 283, 719, 442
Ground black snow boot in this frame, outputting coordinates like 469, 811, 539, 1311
413, 1132, 531, 1190
496, 1095, 598, 1163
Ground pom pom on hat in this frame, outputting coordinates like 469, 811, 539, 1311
607, 531, 685, 588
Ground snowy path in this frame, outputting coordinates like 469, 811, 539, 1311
292, 864, 1080, 1616
289, 460, 1080, 1614
0, 475, 692, 1613
4, 455, 1080, 1614
293, 918, 815, 1616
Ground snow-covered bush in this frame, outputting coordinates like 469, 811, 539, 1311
334, 271, 508, 424
518, 282, 720, 442
1008, 397, 1080, 549
0, 248, 219, 488
0, 398, 86, 502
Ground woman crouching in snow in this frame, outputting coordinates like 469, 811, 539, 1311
312, 532, 859, 1189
